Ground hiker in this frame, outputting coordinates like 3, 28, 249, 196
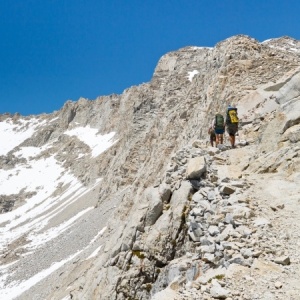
208, 125, 216, 147
226, 105, 239, 148
212, 113, 225, 146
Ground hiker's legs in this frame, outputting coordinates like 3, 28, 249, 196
216, 134, 224, 145
210, 132, 215, 147
229, 134, 235, 148
227, 124, 238, 148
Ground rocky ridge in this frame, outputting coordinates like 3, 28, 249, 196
0, 35, 300, 299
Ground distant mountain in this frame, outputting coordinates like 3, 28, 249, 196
1, 35, 300, 299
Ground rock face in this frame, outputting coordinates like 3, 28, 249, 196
1, 35, 300, 299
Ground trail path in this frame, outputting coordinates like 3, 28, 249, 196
221, 145, 300, 299
156, 142, 300, 300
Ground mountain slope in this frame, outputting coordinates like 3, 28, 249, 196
0, 35, 300, 299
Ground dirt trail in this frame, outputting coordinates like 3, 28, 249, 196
153, 142, 300, 300
223, 144, 300, 300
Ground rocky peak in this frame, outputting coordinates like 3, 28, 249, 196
262, 35, 300, 55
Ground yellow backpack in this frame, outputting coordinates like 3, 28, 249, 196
227, 108, 239, 124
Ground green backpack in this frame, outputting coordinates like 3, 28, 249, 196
215, 114, 224, 130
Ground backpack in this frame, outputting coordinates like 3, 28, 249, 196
215, 114, 224, 130
227, 107, 239, 124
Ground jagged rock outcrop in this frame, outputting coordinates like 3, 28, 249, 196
1, 35, 300, 300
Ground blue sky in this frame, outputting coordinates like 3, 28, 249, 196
1, 0, 300, 115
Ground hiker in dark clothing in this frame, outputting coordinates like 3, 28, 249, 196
208, 126, 216, 147
226, 105, 239, 148
212, 113, 225, 146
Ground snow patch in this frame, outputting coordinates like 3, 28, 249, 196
14, 144, 51, 159
89, 226, 107, 244
0, 158, 81, 248
64, 126, 117, 157
87, 245, 102, 259
0, 118, 41, 155
0, 156, 67, 196
190, 46, 212, 50
187, 70, 199, 82
261, 38, 275, 44
86, 226, 107, 260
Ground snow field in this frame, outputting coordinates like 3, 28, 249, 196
0, 119, 116, 299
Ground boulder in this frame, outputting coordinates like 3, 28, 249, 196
274, 256, 291, 265
208, 225, 220, 236
159, 183, 172, 203
281, 124, 300, 143
144, 181, 192, 253
192, 191, 204, 202
228, 254, 248, 266
144, 187, 163, 226
186, 157, 206, 179
240, 248, 253, 259
192, 139, 205, 148
210, 280, 230, 299
277, 71, 300, 106
219, 185, 236, 195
